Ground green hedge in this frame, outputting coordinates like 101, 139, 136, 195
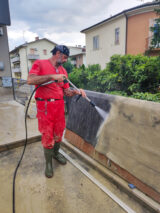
68, 54, 160, 102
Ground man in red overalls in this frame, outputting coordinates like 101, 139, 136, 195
27, 45, 86, 178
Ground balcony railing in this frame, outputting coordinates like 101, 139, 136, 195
10, 56, 20, 63
27, 54, 40, 60
12, 67, 21, 73
145, 36, 160, 49
71, 60, 76, 65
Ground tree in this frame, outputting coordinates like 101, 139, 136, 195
63, 59, 74, 73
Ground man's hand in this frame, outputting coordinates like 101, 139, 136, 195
64, 88, 86, 97
75, 89, 86, 98
51, 74, 67, 82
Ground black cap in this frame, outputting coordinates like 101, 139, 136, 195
51, 45, 70, 57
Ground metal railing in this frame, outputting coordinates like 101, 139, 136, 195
12, 78, 34, 105
145, 36, 160, 49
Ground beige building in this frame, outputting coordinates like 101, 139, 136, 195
81, 16, 126, 69
10, 38, 57, 80
81, 1, 160, 69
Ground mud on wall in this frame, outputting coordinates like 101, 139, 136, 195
66, 91, 160, 194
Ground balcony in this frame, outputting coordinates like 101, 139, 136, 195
146, 36, 160, 49
27, 54, 40, 60
71, 60, 76, 65
145, 36, 160, 56
10, 56, 20, 63
12, 67, 21, 73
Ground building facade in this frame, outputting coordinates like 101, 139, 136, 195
10, 38, 57, 80
127, 8, 159, 55
0, 0, 12, 97
10, 39, 86, 80
82, 16, 126, 69
81, 2, 160, 69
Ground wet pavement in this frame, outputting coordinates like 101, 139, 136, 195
0, 100, 40, 146
0, 141, 154, 213
0, 100, 157, 213
0, 142, 127, 213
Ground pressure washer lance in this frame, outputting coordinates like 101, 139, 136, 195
66, 78, 96, 107
40, 78, 96, 107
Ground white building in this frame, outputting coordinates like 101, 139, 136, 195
81, 1, 160, 69
10, 37, 57, 80
69, 45, 86, 68
81, 15, 126, 70
10, 38, 87, 80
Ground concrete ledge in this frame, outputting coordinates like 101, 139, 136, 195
65, 129, 160, 204
0, 135, 41, 153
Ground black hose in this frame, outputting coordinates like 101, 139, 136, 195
12, 83, 43, 213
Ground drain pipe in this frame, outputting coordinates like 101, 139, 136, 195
124, 12, 128, 55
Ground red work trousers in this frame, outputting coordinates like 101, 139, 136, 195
36, 99, 65, 149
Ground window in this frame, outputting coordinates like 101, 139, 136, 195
115, 28, 120, 45
30, 48, 35, 54
93, 35, 99, 50
149, 19, 160, 48
43, 49, 47, 55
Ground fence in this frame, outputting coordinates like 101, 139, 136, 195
12, 78, 34, 105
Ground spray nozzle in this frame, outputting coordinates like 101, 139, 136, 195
76, 94, 95, 107
90, 101, 96, 107
85, 96, 96, 107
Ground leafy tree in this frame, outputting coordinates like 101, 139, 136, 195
104, 54, 160, 95
63, 59, 74, 73
68, 55, 160, 102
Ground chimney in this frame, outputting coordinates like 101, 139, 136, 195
35, 36, 39, 41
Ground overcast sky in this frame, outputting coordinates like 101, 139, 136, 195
8, 0, 153, 50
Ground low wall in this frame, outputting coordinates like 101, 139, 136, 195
65, 90, 160, 203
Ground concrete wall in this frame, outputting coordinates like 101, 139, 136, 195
65, 91, 160, 202
85, 15, 126, 69
0, 26, 13, 97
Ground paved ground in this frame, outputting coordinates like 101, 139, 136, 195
0, 142, 127, 213
0, 100, 40, 146
0, 100, 157, 213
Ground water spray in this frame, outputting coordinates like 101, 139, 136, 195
66, 78, 108, 119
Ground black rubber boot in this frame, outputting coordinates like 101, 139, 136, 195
43, 148, 53, 178
53, 142, 67, 165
